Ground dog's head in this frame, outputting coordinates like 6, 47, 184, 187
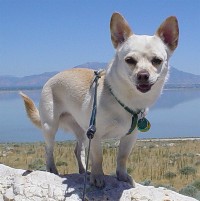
110, 13, 179, 93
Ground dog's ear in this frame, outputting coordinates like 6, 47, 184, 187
110, 12, 133, 48
156, 16, 179, 51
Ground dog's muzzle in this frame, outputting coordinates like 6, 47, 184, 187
136, 70, 153, 93
136, 83, 153, 93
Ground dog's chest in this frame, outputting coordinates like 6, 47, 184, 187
96, 110, 134, 139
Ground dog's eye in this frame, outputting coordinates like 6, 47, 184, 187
152, 57, 162, 66
125, 57, 137, 65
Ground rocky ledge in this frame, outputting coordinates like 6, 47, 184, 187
0, 164, 197, 201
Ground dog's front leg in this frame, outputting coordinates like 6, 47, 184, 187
116, 131, 138, 187
89, 136, 105, 188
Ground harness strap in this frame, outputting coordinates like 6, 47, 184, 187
82, 69, 104, 201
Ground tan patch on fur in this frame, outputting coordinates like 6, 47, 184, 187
61, 68, 98, 103
55, 68, 105, 104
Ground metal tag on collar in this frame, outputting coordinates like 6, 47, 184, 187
137, 117, 151, 132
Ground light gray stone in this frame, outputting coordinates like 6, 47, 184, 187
0, 164, 198, 201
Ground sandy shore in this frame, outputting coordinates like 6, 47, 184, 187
138, 137, 200, 142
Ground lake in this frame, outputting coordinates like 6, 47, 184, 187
0, 89, 200, 142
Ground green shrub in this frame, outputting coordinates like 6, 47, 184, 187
187, 153, 195, 158
140, 179, 151, 186
127, 167, 134, 174
26, 149, 36, 155
56, 161, 68, 166
13, 144, 20, 147
148, 144, 155, 149
28, 158, 44, 170
15, 150, 21, 154
169, 153, 181, 158
194, 191, 200, 200
192, 180, 200, 191
179, 166, 197, 176
179, 185, 198, 197
164, 171, 177, 179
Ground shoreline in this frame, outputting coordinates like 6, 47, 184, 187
0, 137, 200, 145
1, 87, 200, 92
138, 137, 200, 142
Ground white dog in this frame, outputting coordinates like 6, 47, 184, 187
20, 12, 179, 188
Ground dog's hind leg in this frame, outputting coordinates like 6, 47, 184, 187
74, 138, 87, 174
73, 126, 88, 174
61, 113, 88, 174
39, 91, 60, 174
42, 123, 59, 175
116, 132, 138, 187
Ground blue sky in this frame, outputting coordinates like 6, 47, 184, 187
1, 0, 200, 76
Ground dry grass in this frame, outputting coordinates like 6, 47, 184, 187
0, 139, 200, 191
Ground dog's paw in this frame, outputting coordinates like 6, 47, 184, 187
90, 174, 105, 188
116, 171, 135, 187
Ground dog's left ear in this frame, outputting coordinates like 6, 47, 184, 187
110, 12, 133, 48
156, 16, 179, 51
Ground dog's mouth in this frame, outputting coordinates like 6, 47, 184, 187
136, 83, 153, 93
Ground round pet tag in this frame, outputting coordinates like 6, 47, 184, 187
137, 118, 151, 132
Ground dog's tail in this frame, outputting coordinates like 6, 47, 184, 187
19, 92, 42, 129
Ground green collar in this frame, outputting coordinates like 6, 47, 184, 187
108, 86, 151, 134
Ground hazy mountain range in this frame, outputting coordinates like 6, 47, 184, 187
0, 62, 200, 90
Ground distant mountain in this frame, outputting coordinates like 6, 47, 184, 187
0, 62, 200, 90
75, 62, 107, 69
166, 67, 200, 88
0, 72, 57, 90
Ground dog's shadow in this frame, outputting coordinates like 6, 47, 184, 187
61, 173, 133, 201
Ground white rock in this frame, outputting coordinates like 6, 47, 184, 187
3, 187, 14, 200
0, 164, 198, 201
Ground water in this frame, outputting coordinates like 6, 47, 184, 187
0, 89, 200, 142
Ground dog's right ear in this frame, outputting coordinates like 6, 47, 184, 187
110, 12, 133, 49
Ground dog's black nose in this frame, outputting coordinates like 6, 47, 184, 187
137, 70, 150, 82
